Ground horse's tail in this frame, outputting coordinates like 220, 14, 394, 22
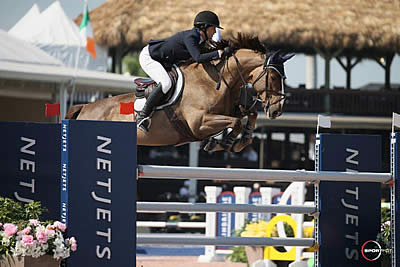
65, 104, 85, 120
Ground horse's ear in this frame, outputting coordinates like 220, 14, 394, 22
282, 53, 295, 62
271, 49, 281, 59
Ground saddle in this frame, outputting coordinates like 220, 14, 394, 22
133, 67, 179, 106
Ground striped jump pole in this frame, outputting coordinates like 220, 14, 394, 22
392, 133, 399, 267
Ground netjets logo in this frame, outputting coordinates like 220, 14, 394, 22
361, 240, 382, 261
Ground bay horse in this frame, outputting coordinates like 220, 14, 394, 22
66, 34, 294, 153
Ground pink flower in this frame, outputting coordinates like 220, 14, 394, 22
45, 228, 55, 237
3, 223, 18, 237
53, 221, 66, 232
29, 219, 40, 226
69, 237, 77, 252
21, 227, 31, 235
22, 235, 34, 246
36, 231, 47, 244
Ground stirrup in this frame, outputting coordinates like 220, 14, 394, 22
137, 116, 151, 132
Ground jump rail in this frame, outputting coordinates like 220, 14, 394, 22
137, 221, 207, 228
137, 234, 315, 247
138, 165, 392, 183
137, 202, 317, 214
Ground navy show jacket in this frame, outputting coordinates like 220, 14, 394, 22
148, 28, 220, 68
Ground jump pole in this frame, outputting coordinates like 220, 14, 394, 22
138, 133, 387, 267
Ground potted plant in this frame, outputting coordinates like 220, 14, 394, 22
0, 197, 77, 267
377, 207, 391, 267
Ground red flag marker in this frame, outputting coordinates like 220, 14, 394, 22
45, 103, 60, 116
120, 102, 135, 121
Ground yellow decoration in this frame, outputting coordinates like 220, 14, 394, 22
264, 215, 297, 261
241, 220, 269, 238
303, 223, 314, 238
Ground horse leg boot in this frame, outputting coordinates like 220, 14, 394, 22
136, 83, 165, 132
232, 112, 257, 152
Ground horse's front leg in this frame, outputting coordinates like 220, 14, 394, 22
197, 114, 242, 152
232, 112, 257, 153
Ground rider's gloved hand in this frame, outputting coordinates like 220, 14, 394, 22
221, 46, 234, 58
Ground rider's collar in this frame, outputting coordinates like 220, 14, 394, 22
195, 28, 205, 44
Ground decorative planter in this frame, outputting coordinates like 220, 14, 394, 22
381, 257, 390, 267
0, 255, 60, 267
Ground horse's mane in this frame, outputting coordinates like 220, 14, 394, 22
180, 33, 267, 67
220, 33, 267, 54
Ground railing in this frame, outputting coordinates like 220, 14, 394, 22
284, 88, 400, 116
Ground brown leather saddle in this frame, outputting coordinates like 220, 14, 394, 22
133, 67, 179, 104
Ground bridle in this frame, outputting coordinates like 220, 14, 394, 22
262, 56, 287, 112
217, 52, 287, 115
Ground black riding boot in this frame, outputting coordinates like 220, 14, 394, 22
136, 83, 165, 132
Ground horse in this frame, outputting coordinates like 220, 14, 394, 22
66, 34, 294, 153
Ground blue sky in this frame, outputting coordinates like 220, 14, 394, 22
1, 0, 399, 89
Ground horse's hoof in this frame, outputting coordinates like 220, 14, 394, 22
203, 138, 217, 151
200, 139, 209, 150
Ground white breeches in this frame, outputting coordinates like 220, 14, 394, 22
139, 45, 172, 94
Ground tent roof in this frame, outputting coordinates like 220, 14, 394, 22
0, 29, 63, 66
0, 29, 133, 91
75, 0, 400, 57
8, 4, 40, 37
10, 1, 82, 46
0, 61, 134, 92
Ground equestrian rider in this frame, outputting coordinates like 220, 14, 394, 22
137, 10, 233, 132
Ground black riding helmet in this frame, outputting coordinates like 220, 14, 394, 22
194, 11, 223, 29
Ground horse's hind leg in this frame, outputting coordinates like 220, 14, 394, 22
65, 104, 85, 120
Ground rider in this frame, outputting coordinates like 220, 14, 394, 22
136, 10, 232, 132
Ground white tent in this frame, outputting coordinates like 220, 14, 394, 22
8, 3, 41, 38
0, 28, 63, 67
0, 29, 135, 119
9, 1, 108, 72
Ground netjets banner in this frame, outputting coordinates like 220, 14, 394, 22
61, 120, 136, 267
0, 122, 60, 220
316, 134, 381, 267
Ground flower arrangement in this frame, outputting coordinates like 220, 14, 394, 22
0, 220, 77, 260
0, 197, 77, 263
226, 219, 295, 264
240, 220, 270, 238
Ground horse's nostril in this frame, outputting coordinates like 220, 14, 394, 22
273, 111, 279, 117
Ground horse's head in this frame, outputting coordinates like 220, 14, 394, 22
257, 50, 295, 119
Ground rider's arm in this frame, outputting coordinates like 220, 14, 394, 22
183, 34, 220, 63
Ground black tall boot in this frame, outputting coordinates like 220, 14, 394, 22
136, 83, 165, 132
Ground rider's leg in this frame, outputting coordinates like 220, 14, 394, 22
137, 45, 172, 132
136, 83, 164, 131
